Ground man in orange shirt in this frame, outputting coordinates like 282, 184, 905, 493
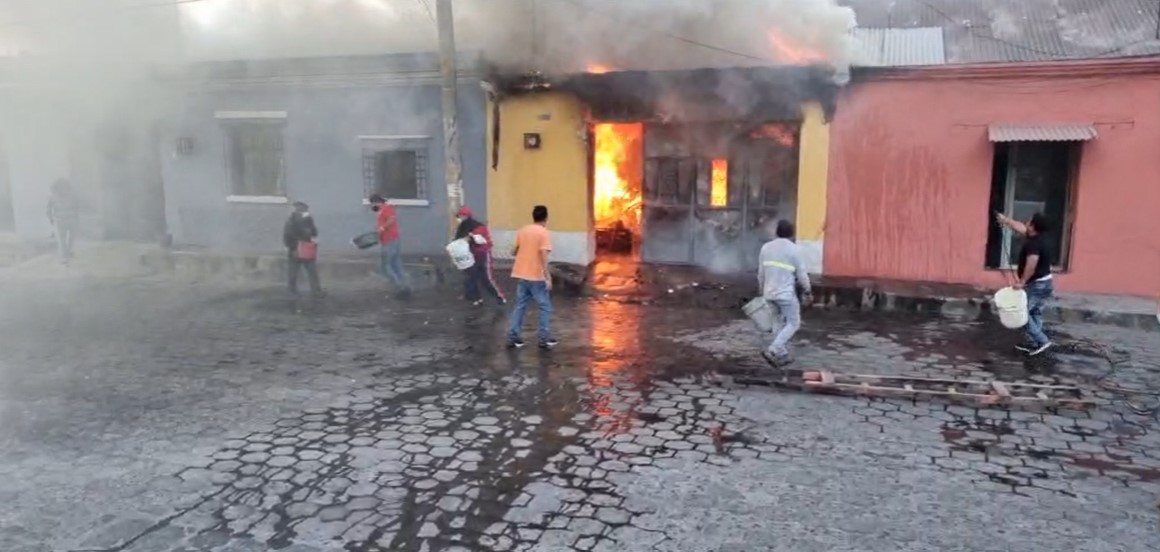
506, 205, 556, 349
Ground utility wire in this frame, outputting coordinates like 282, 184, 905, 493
915, 0, 1160, 60
547, 0, 775, 64
415, 0, 435, 22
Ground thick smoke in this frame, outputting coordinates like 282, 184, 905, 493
0, 0, 857, 133
178, 0, 856, 71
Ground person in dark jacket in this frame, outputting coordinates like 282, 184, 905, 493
47, 179, 79, 262
283, 201, 322, 296
454, 207, 505, 306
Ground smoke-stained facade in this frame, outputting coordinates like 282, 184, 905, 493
485, 67, 837, 272
158, 52, 488, 255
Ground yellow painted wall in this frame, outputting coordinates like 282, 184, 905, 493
795, 101, 830, 242
486, 92, 590, 234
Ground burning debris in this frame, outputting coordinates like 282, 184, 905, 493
593, 122, 644, 255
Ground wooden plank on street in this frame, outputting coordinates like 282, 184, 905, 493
751, 358, 1093, 408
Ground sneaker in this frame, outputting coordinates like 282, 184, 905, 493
497, 297, 507, 306
539, 339, 559, 350
756, 352, 793, 368
761, 350, 792, 368
472, 299, 484, 307
1028, 342, 1053, 357
507, 339, 526, 349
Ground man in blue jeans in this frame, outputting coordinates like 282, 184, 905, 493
506, 205, 557, 350
370, 194, 412, 298
996, 212, 1054, 356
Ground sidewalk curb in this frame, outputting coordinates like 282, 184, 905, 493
139, 249, 450, 288
552, 261, 1160, 332
810, 283, 1159, 332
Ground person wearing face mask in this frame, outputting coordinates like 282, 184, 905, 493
454, 207, 505, 306
283, 201, 322, 296
369, 194, 412, 298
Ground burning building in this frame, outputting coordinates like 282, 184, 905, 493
484, 65, 838, 273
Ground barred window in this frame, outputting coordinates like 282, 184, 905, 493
223, 121, 285, 197
361, 137, 429, 202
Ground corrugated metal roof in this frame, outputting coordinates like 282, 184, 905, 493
840, 0, 1160, 63
988, 124, 1098, 142
850, 27, 947, 66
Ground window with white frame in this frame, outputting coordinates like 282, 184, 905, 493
361, 136, 429, 204
220, 115, 286, 199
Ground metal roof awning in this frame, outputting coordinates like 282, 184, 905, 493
988, 124, 1097, 142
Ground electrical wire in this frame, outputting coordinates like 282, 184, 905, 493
914, 0, 1160, 60
1057, 337, 1160, 419
415, 0, 435, 22
546, 0, 776, 64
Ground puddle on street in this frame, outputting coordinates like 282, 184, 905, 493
66, 282, 1160, 550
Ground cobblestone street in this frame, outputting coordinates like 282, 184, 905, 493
0, 274, 1157, 551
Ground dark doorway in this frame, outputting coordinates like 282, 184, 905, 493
95, 122, 167, 242
985, 141, 1077, 269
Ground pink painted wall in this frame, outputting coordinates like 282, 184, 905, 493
825, 71, 1160, 297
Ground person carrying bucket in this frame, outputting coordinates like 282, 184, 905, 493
995, 211, 1054, 356
758, 220, 812, 367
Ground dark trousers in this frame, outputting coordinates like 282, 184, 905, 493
464, 252, 505, 302
288, 250, 321, 294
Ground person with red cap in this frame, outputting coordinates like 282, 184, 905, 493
454, 207, 505, 306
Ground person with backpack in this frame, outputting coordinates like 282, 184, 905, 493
454, 207, 505, 306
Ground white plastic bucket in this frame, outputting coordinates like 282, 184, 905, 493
993, 286, 1029, 329
743, 297, 775, 333
445, 239, 475, 270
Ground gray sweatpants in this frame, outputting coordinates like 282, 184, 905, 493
766, 293, 801, 357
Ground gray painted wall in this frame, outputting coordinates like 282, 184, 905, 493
1, 96, 73, 241
159, 60, 487, 257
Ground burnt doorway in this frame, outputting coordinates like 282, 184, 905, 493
95, 122, 168, 242
640, 122, 800, 272
592, 122, 644, 258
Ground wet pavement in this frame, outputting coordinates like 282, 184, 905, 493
0, 275, 1158, 551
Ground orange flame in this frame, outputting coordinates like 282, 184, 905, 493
593, 123, 643, 229
768, 31, 828, 65
587, 63, 613, 74
751, 124, 797, 147
710, 158, 728, 207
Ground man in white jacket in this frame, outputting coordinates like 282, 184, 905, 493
758, 220, 813, 367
